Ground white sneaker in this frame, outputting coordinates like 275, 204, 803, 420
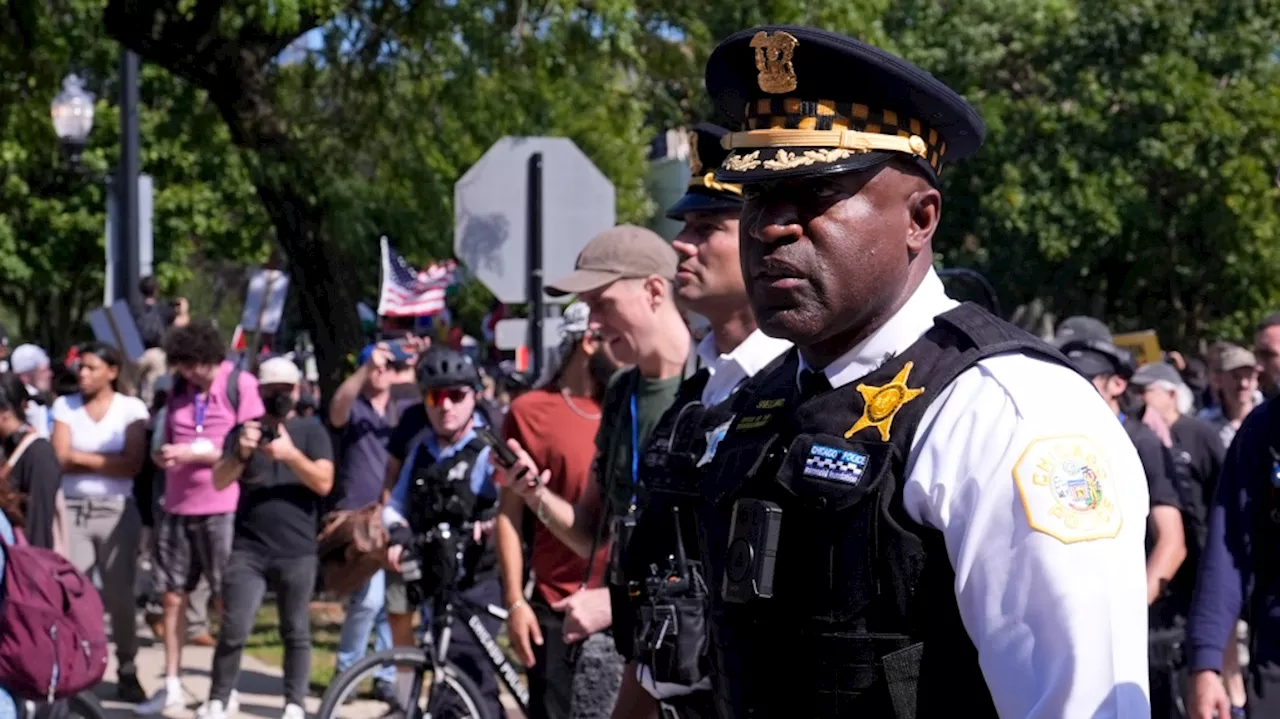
281, 702, 306, 719
196, 690, 240, 719
195, 700, 227, 719
133, 678, 186, 715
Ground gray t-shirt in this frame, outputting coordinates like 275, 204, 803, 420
332, 395, 398, 510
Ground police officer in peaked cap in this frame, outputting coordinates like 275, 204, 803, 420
614, 122, 791, 719
694, 26, 1152, 717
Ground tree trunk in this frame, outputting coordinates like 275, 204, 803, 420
250, 163, 363, 402
101, 0, 360, 402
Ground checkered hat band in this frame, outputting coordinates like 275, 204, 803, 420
745, 98, 946, 170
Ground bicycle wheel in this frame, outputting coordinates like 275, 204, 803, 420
315, 648, 493, 719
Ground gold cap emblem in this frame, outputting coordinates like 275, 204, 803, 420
750, 31, 800, 94
687, 129, 703, 175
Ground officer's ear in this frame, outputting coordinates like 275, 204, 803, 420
904, 185, 941, 255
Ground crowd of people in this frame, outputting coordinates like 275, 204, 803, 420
6, 21, 1280, 719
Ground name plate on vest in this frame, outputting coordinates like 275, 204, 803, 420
776, 434, 894, 513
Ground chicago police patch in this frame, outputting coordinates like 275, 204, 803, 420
1013, 435, 1122, 544
803, 443, 869, 485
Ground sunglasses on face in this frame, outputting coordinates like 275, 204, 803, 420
425, 388, 470, 407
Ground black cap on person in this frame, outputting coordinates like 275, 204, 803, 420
705, 26, 986, 186
665, 123, 745, 220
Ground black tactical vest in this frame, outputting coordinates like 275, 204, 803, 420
700, 303, 1069, 718
616, 367, 774, 681
406, 436, 497, 586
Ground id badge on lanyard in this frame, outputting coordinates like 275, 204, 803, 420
190, 393, 215, 456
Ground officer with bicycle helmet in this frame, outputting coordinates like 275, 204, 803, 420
383, 347, 502, 719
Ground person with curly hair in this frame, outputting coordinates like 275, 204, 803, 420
136, 320, 264, 715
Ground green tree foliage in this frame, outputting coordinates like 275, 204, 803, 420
882, 0, 1280, 347
0, 0, 270, 356
9, 0, 1277, 366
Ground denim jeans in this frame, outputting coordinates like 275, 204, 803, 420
209, 548, 317, 707
335, 570, 394, 683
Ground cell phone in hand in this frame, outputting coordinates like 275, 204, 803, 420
475, 427, 518, 468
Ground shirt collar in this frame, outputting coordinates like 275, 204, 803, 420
797, 267, 959, 390
697, 329, 793, 377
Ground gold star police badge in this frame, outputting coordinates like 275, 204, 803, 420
749, 31, 799, 94
844, 362, 924, 442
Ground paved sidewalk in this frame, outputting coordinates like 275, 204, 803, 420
97, 623, 525, 718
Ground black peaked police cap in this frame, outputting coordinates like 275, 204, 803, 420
706, 26, 987, 186
665, 123, 745, 220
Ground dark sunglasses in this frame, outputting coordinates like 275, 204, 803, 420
425, 387, 470, 407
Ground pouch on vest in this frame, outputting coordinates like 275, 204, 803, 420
773, 432, 896, 621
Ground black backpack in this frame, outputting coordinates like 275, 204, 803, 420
134, 304, 168, 350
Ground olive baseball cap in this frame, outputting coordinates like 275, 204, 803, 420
545, 225, 678, 298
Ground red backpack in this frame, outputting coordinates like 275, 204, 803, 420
0, 529, 109, 700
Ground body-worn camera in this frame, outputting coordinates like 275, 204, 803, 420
722, 499, 782, 603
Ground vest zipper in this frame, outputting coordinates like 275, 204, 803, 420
48, 624, 60, 702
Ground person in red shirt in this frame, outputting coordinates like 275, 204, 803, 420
495, 301, 620, 719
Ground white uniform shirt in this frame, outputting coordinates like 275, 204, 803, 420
696, 329, 793, 407
795, 268, 1151, 718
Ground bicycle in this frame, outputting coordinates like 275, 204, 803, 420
316, 520, 529, 719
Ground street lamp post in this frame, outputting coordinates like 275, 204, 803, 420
50, 74, 95, 166
51, 51, 143, 309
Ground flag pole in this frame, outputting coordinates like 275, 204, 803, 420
377, 235, 388, 332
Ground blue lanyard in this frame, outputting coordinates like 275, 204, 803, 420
194, 392, 209, 434
629, 393, 639, 510
1117, 411, 1126, 425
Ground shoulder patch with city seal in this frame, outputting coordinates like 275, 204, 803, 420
1013, 434, 1122, 544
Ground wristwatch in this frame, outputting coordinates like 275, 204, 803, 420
535, 494, 550, 525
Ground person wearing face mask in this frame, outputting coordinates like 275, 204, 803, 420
383, 347, 503, 719
48, 342, 150, 703
201, 357, 334, 719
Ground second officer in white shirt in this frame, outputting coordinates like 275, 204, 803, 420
695, 25, 1151, 718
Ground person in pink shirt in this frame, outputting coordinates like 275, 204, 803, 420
136, 320, 265, 716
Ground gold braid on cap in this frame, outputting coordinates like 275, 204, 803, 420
688, 172, 743, 195
720, 98, 948, 173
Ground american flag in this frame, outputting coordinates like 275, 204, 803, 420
377, 237, 457, 317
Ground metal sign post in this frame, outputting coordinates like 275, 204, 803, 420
527, 153, 545, 379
